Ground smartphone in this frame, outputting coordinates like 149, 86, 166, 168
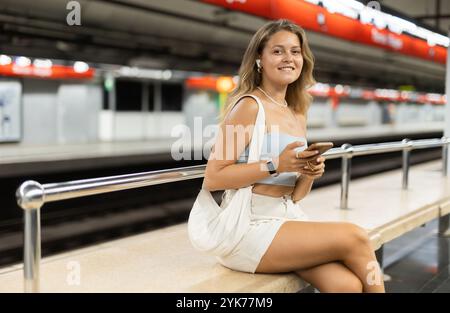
305, 142, 334, 155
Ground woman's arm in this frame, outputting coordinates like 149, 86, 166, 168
205, 161, 272, 191
203, 97, 271, 191
291, 155, 326, 203
204, 98, 317, 191
290, 113, 322, 203
291, 175, 314, 203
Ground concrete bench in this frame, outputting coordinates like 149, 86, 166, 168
0, 160, 449, 292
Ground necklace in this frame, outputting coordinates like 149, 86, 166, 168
257, 86, 288, 108
256, 86, 299, 130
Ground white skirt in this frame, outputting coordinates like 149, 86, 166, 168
216, 191, 309, 274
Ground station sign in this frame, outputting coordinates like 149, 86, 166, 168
202, 0, 447, 64
0, 59, 94, 79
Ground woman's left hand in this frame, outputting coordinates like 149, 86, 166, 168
298, 156, 326, 179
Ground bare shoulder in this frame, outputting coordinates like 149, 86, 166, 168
224, 95, 259, 127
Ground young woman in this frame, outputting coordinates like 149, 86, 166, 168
203, 19, 385, 293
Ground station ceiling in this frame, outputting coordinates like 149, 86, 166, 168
0, 0, 447, 92
380, 0, 450, 35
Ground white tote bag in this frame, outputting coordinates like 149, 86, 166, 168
187, 95, 266, 257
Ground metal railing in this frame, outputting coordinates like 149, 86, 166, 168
15, 136, 450, 292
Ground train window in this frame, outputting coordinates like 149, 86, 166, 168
115, 79, 142, 111
102, 86, 109, 110
161, 83, 183, 111
341, 98, 367, 105
147, 83, 155, 111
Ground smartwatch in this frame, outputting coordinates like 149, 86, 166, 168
266, 158, 279, 177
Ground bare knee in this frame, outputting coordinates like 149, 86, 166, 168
343, 223, 372, 253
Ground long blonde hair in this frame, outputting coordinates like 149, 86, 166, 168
220, 19, 316, 124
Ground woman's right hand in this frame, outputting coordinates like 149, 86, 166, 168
273, 141, 319, 173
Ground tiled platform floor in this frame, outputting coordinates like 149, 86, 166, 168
384, 219, 450, 293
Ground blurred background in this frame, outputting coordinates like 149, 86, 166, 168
0, 1, 449, 287
0, 0, 447, 145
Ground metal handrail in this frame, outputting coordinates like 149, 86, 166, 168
15, 136, 450, 292
17, 165, 206, 210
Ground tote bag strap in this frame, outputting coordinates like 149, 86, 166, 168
212, 93, 266, 163
201, 94, 266, 189
243, 95, 266, 163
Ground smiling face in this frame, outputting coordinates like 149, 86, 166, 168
259, 30, 303, 86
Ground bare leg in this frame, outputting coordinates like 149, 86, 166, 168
255, 221, 385, 293
295, 261, 363, 293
